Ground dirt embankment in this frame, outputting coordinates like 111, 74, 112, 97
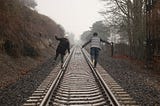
0, 0, 64, 88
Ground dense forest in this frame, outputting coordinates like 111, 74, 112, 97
0, 0, 65, 88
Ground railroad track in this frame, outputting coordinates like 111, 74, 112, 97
23, 46, 138, 106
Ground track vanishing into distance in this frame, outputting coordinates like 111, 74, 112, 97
23, 46, 138, 106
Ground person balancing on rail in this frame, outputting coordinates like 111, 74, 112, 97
82, 32, 110, 68
54, 35, 70, 68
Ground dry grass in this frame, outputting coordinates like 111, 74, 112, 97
0, 54, 41, 88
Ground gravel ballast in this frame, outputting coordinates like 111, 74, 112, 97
99, 52, 160, 106
0, 57, 57, 106
0, 50, 159, 106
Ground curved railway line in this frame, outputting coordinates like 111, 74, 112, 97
23, 46, 138, 106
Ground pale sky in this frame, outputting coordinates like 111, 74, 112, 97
36, 0, 103, 39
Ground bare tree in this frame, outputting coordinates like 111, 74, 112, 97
100, 0, 146, 59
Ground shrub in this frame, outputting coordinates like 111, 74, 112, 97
4, 40, 16, 56
22, 42, 38, 57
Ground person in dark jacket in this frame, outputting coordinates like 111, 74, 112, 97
54, 36, 70, 66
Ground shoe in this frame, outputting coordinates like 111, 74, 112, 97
61, 64, 63, 68
93, 63, 96, 68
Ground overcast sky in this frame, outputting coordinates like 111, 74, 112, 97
36, 0, 103, 39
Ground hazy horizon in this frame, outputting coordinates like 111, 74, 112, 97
36, 0, 104, 40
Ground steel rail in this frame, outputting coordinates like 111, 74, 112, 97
24, 46, 137, 106
50, 47, 110, 105
82, 48, 121, 106
23, 47, 74, 106
39, 47, 74, 106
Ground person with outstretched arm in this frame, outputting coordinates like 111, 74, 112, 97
54, 35, 70, 68
82, 32, 110, 68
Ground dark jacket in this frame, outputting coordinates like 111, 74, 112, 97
55, 36, 70, 55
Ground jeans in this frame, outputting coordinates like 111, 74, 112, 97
90, 47, 100, 67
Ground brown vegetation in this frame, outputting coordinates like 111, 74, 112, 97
0, 0, 65, 88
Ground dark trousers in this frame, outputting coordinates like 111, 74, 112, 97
54, 52, 64, 64
90, 47, 100, 67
